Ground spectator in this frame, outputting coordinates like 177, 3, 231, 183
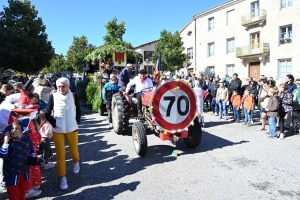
231, 89, 241, 122
242, 89, 254, 127
246, 81, 258, 124
210, 79, 219, 116
228, 73, 242, 111
216, 81, 229, 120
285, 74, 297, 131
36, 79, 52, 104
0, 84, 14, 104
292, 79, 300, 133
278, 83, 293, 139
265, 88, 280, 138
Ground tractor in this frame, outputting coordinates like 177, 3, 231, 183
111, 80, 202, 156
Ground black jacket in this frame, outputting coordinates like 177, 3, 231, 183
229, 78, 242, 94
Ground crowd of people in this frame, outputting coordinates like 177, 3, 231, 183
0, 73, 81, 199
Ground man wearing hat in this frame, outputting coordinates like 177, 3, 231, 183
118, 63, 133, 88
124, 69, 153, 117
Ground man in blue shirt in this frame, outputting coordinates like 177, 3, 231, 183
102, 76, 120, 128
118, 64, 133, 88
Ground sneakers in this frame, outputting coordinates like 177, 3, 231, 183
73, 162, 80, 174
214, 113, 218, 116
25, 189, 42, 198
250, 120, 254, 124
280, 133, 285, 140
33, 185, 40, 190
218, 116, 222, 120
43, 162, 55, 169
60, 176, 68, 190
268, 135, 277, 139
108, 123, 113, 129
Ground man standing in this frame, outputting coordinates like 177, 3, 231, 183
102, 76, 119, 129
216, 81, 229, 120
228, 73, 242, 111
118, 64, 133, 88
124, 69, 153, 117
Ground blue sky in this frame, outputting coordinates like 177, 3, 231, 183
2, 0, 225, 55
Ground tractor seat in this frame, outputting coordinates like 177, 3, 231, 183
132, 97, 138, 104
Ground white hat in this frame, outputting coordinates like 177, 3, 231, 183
126, 63, 133, 68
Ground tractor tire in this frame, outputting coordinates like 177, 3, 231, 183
132, 121, 148, 156
183, 117, 202, 148
111, 93, 130, 135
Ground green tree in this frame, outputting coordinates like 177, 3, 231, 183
0, 0, 53, 73
42, 54, 69, 74
151, 30, 187, 72
103, 17, 126, 46
66, 35, 95, 72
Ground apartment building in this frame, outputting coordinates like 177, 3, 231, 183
187, 0, 299, 82
134, 40, 157, 74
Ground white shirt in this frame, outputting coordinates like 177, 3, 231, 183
125, 76, 153, 93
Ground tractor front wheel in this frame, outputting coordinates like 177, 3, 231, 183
112, 93, 130, 135
183, 117, 202, 148
132, 121, 148, 156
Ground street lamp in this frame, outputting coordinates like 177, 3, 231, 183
145, 59, 149, 72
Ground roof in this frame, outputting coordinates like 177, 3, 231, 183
134, 40, 158, 49
193, 0, 244, 19
180, 20, 194, 33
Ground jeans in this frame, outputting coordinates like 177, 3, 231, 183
211, 97, 219, 113
268, 116, 277, 137
244, 109, 251, 124
233, 107, 240, 120
218, 100, 227, 117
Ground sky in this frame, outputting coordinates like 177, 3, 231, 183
1, 0, 226, 55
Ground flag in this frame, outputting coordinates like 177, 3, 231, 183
153, 53, 161, 83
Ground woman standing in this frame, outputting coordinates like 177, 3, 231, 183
45, 77, 81, 190
278, 84, 293, 139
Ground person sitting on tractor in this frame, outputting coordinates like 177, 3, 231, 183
102, 76, 119, 129
123, 69, 153, 118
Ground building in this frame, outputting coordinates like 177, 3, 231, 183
134, 40, 157, 74
189, 0, 299, 82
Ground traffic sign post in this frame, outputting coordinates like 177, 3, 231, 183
151, 81, 196, 132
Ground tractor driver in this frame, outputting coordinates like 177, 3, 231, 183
123, 69, 153, 118
102, 75, 119, 129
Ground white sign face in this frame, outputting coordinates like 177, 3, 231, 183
159, 90, 190, 124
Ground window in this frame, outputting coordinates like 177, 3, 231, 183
251, 32, 260, 48
278, 60, 292, 78
227, 10, 235, 26
187, 48, 193, 60
251, 1, 260, 17
281, 0, 292, 8
280, 25, 292, 40
207, 66, 215, 76
144, 51, 154, 61
208, 17, 214, 31
208, 43, 215, 56
226, 65, 235, 77
187, 31, 192, 36
147, 65, 154, 75
227, 38, 235, 53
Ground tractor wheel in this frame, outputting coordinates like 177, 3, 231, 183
111, 93, 130, 135
183, 117, 202, 148
132, 121, 147, 156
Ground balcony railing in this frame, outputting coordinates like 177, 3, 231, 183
241, 9, 266, 26
236, 43, 269, 58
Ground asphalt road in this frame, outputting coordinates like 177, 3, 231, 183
1, 105, 300, 200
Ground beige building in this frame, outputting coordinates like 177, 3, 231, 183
134, 40, 157, 74
187, 0, 299, 83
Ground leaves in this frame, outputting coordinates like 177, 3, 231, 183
66, 35, 95, 72
151, 30, 188, 72
0, 0, 53, 73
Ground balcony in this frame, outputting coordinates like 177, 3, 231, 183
241, 9, 266, 27
236, 43, 269, 58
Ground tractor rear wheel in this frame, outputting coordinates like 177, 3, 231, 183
183, 117, 202, 148
112, 93, 130, 135
132, 121, 147, 156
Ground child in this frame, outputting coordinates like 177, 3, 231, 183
265, 88, 280, 138
0, 118, 42, 200
36, 110, 55, 169
241, 89, 254, 126
230, 89, 241, 122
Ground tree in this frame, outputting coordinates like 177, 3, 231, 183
42, 54, 69, 74
151, 30, 188, 72
103, 17, 126, 46
66, 35, 95, 73
0, 0, 53, 73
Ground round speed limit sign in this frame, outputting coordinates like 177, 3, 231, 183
151, 81, 196, 131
